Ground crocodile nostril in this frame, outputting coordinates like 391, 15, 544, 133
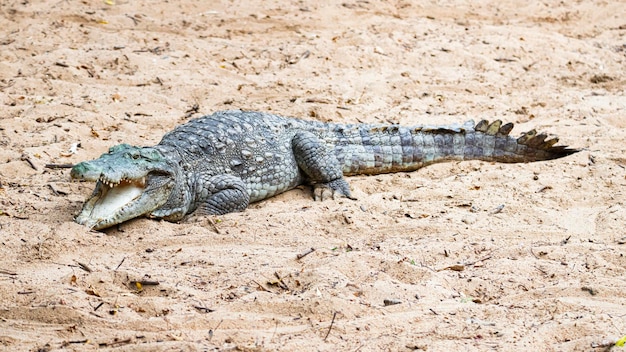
70, 162, 95, 179
70, 163, 85, 179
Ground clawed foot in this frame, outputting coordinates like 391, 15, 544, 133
313, 179, 356, 201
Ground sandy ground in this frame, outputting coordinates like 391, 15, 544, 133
1, 0, 625, 351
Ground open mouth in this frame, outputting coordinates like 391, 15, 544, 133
75, 175, 154, 230
75, 171, 174, 230
88, 177, 147, 221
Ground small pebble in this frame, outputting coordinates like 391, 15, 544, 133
383, 298, 402, 306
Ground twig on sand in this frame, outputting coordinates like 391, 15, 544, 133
130, 280, 159, 286
115, 257, 126, 271
464, 253, 494, 266
47, 184, 63, 196
98, 338, 132, 348
207, 217, 222, 234
274, 271, 290, 291
252, 279, 271, 292
194, 305, 215, 313
74, 260, 92, 273
21, 153, 38, 171
324, 311, 338, 341
45, 163, 75, 169
296, 247, 315, 260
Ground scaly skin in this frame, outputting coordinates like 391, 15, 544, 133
71, 110, 578, 230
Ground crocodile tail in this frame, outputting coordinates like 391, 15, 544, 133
466, 119, 579, 163
334, 119, 578, 176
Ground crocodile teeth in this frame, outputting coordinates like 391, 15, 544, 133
98, 176, 147, 188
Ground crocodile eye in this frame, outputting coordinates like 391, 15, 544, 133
124, 152, 140, 160
140, 149, 160, 161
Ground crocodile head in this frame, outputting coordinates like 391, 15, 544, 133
71, 144, 177, 230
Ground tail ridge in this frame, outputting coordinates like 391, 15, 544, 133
473, 119, 578, 161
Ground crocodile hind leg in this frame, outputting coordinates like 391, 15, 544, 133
195, 174, 250, 215
292, 131, 355, 201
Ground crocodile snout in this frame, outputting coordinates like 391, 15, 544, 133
71, 161, 99, 180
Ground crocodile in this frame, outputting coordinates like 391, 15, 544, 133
70, 110, 578, 230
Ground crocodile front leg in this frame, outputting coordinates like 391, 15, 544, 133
292, 131, 355, 201
195, 174, 250, 215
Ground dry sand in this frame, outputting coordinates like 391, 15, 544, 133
1, 0, 625, 350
